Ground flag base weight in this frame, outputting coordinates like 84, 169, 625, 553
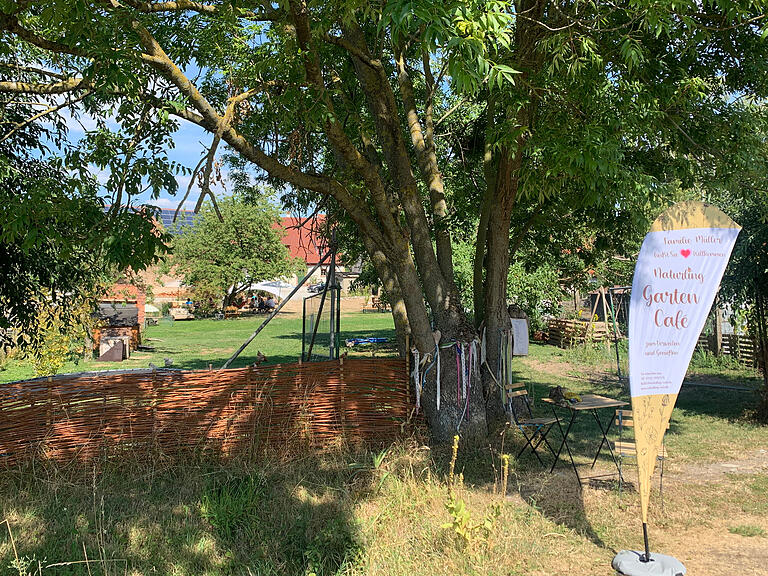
612, 550, 686, 576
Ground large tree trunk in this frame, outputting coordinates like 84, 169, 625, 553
481, 149, 524, 432
396, 48, 454, 282
755, 288, 768, 421
343, 24, 464, 334
363, 228, 487, 442
419, 343, 488, 444
337, 25, 485, 442
362, 235, 410, 357
473, 96, 497, 326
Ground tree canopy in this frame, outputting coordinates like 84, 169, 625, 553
0, 109, 167, 350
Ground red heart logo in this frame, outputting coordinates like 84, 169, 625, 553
680, 249, 691, 258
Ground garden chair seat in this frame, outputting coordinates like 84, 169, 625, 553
521, 416, 558, 426
506, 382, 558, 468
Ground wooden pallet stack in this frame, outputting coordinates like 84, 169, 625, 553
547, 319, 610, 348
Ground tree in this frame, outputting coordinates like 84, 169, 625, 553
1, 0, 766, 442
723, 193, 768, 420
173, 194, 297, 308
0, 111, 168, 353
711, 112, 768, 418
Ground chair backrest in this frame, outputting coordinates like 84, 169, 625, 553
505, 382, 533, 423
614, 409, 669, 459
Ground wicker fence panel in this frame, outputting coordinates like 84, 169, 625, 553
0, 358, 410, 465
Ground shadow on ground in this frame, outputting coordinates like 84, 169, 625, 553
428, 420, 613, 552
0, 452, 367, 575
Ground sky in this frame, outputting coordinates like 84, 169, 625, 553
61, 107, 229, 213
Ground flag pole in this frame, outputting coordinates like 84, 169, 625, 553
642, 523, 651, 562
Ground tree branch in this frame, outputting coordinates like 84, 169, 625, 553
322, 33, 383, 70
0, 12, 86, 57
120, 0, 280, 20
0, 90, 91, 144
0, 77, 86, 94
174, 153, 206, 222
0, 64, 70, 81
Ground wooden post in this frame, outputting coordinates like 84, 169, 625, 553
600, 288, 611, 352
151, 369, 158, 449
339, 356, 346, 434
46, 376, 53, 432
586, 291, 601, 343
714, 303, 723, 356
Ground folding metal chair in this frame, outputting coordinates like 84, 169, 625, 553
614, 409, 669, 505
506, 382, 559, 468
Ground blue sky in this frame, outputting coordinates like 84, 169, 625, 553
61, 108, 228, 212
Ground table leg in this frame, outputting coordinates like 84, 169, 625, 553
548, 405, 568, 472
590, 409, 609, 467
548, 409, 581, 487
589, 410, 623, 482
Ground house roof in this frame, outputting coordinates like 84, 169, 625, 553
156, 208, 196, 234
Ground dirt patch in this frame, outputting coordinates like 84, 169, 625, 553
523, 356, 582, 381
660, 524, 768, 576
672, 449, 768, 484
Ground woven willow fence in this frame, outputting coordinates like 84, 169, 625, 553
0, 358, 410, 465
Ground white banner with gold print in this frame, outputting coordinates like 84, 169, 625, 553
629, 201, 739, 523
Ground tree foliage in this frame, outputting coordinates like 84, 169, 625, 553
0, 114, 168, 351
1, 0, 767, 438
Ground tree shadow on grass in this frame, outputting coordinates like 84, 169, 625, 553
0, 452, 366, 576
492, 365, 618, 551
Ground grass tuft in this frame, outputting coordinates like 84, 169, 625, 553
727, 524, 766, 537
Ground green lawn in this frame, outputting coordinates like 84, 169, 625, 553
0, 311, 397, 383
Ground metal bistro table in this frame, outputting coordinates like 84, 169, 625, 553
542, 393, 628, 488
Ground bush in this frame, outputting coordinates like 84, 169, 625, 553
26, 297, 93, 377
689, 348, 746, 371
506, 261, 563, 333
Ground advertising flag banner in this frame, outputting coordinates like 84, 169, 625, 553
629, 201, 740, 524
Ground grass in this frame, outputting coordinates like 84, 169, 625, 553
728, 524, 766, 537
0, 332, 766, 575
522, 343, 766, 464
0, 310, 397, 384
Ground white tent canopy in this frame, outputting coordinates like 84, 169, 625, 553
250, 280, 294, 298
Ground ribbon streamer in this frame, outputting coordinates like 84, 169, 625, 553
460, 343, 467, 402
411, 348, 421, 411
436, 342, 441, 411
